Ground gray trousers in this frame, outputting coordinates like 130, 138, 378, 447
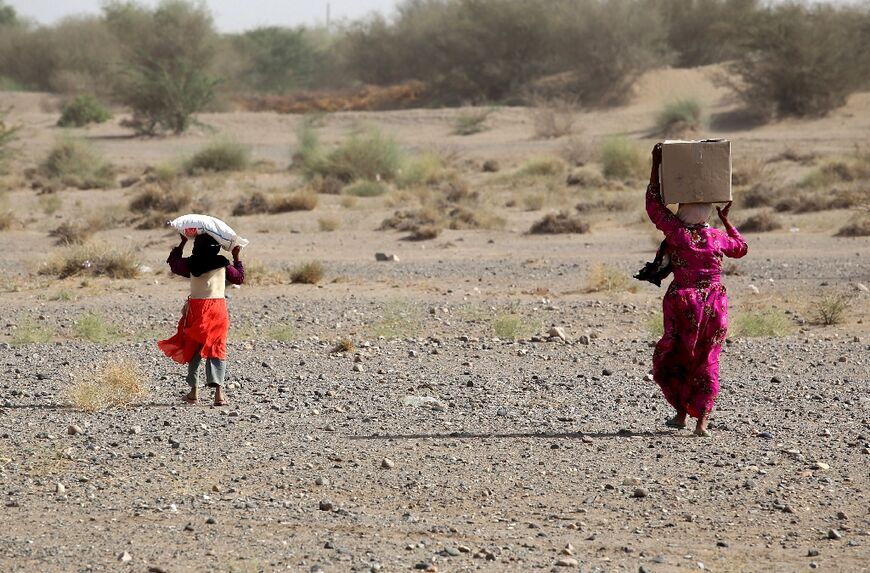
186, 347, 226, 388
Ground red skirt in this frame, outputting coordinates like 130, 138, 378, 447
158, 298, 229, 364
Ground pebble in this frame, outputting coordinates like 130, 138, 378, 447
55, 482, 66, 494
118, 551, 132, 563
578, 335, 590, 345
353, 364, 364, 372
319, 500, 334, 511
622, 477, 642, 487
827, 529, 842, 540
315, 477, 329, 486
205, 517, 216, 524
548, 326, 567, 341
632, 487, 649, 498
812, 462, 830, 471
381, 457, 395, 469
807, 548, 820, 557
555, 557, 578, 567
67, 424, 83, 436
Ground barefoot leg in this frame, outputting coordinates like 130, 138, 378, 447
183, 387, 198, 404
666, 409, 687, 428
213, 385, 227, 407
694, 412, 711, 437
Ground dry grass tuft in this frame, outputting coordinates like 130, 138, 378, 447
11, 321, 54, 345
38, 139, 115, 190
43, 242, 138, 279
732, 308, 793, 337
49, 221, 96, 245
184, 140, 250, 175
318, 216, 340, 232
75, 312, 118, 343
558, 136, 592, 167
529, 212, 589, 235
344, 180, 389, 197
836, 213, 870, 237
739, 210, 782, 233
0, 209, 17, 230
233, 189, 319, 216
67, 359, 149, 412
810, 294, 850, 326
529, 97, 577, 139
290, 261, 324, 284
452, 108, 492, 136
600, 137, 646, 180
584, 263, 636, 293
655, 98, 704, 137
517, 156, 566, 178
492, 313, 538, 340
332, 337, 355, 353
130, 184, 192, 216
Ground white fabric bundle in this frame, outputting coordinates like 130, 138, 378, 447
168, 214, 249, 252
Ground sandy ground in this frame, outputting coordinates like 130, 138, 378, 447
0, 66, 869, 572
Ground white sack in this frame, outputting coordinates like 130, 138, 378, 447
168, 214, 249, 251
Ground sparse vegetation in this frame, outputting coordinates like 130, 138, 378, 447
130, 184, 193, 228
301, 127, 402, 184
452, 109, 492, 136
732, 308, 793, 337
67, 359, 149, 412
57, 95, 111, 128
517, 157, 565, 178
344, 180, 389, 198
233, 189, 318, 216
529, 212, 589, 235
655, 98, 703, 136
369, 303, 420, 339
268, 324, 297, 342
50, 220, 96, 245
0, 107, 19, 171
584, 263, 636, 293
810, 294, 850, 326
398, 152, 449, 188
739, 211, 782, 233
492, 313, 537, 340
38, 139, 115, 189
290, 261, 324, 284
318, 216, 340, 232
11, 321, 54, 345
76, 312, 119, 343
529, 97, 576, 139
600, 137, 645, 180
43, 242, 138, 279
836, 214, 870, 237
184, 140, 251, 175
332, 337, 355, 353
0, 209, 14, 230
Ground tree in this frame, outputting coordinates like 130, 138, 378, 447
233, 27, 322, 93
104, 0, 219, 134
0, 2, 18, 27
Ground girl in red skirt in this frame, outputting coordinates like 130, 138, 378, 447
158, 233, 245, 406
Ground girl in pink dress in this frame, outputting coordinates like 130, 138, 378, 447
645, 143, 748, 437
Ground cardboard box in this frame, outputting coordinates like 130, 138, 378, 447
660, 139, 732, 205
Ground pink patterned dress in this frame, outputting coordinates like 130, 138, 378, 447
646, 184, 748, 418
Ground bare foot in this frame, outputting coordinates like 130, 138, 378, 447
665, 410, 687, 429
183, 388, 198, 405
213, 386, 228, 407
694, 413, 711, 437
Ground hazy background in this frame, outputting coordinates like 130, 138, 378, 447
7, 0, 401, 31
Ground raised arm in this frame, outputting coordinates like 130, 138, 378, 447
226, 246, 245, 285
716, 202, 748, 259
645, 143, 683, 236
167, 235, 191, 278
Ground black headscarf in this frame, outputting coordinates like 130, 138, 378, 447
188, 234, 229, 277
634, 239, 672, 287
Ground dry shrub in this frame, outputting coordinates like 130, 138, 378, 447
344, 180, 389, 197
775, 189, 863, 214
655, 98, 704, 137
67, 359, 149, 412
232, 192, 271, 216
332, 337, 355, 353
810, 294, 850, 326
558, 136, 592, 167
318, 216, 340, 232
290, 261, 324, 284
50, 221, 96, 245
529, 97, 576, 139
184, 140, 250, 175
739, 184, 776, 208
43, 242, 138, 279
566, 167, 605, 188
38, 139, 114, 190
800, 157, 870, 189
732, 157, 765, 187
452, 109, 492, 135
523, 193, 546, 211
240, 81, 427, 113
0, 209, 15, 230
600, 137, 646, 180
243, 260, 288, 286
398, 152, 451, 188
273, 189, 318, 212
584, 263, 635, 293
130, 184, 192, 214
517, 156, 565, 178
836, 213, 870, 237
739, 211, 782, 233
575, 197, 633, 213
529, 212, 589, 235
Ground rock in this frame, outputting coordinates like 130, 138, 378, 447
67, 424, 83, 436
578, 335, 590, 345
622, 477, 642, 487
55, 482, 66, 494
381, 457, 395, 469
602, 368, 613, 376
352, 364, 364, 373
205, 517, 216, 524
827, 529, 842, 540
812, 462, 830, 471
643, 373, 653, 382
555, 557, 579, 567
716, 541, 729, 548
401, 395, 446, 411
130, 426, 142, 435
318, 500, 334, 511
119, 551, 132, 563
482, 160, 500, 173
375, 253, 400, 262
315, 477, 329, 486
548, 326, 567, 341
855, 282, 869, 293
808, 549, 820, 557
748, 284, 760, 294
632, 487, 649, 498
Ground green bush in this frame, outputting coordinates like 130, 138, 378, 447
184, 140, 250, 174
600, 137, 645, 180
344, 180, 389, 198
12, 320, 54, 345
43, 241, 138, 279
231, 26, 323, 93
304, 128, 402, 183
656, 98, 704, 136
725, 3, 870, 118
38, 139, 115, 189
658, 0, 761, 67
76, 312, 119, 343
732, 308, 793, 337
57, 95, 112, 128
452, 109, 492, 135
104, 1, 219, 134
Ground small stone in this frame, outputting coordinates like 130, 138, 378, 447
482, 159, 500, 173
67, 424, 83, 436
622, 477, 642, 487
827, 529, 842, 540
555, 557, 579, 567
632, 487, 649, 498
602, 368, 613, 376
578, 335, 590, 345
205, 517, 216, 524
812, 462, 830, 471
807, 549, 820, 557
353, 364, 364, 373
748, 284, 760, 294
375, 253, 399, 262
716, 541, 729, 548
315, 477, 329, 486
130, 426, 142, 435
548, 326, 567, 341
119, 551, 132, 563
318, 500, 334, 511
381, 457, 395, 469
55, 482, 66, 494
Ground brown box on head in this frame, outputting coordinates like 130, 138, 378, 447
661, 139, 732, 205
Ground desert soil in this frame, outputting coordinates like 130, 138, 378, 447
0, 67, 868, 572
